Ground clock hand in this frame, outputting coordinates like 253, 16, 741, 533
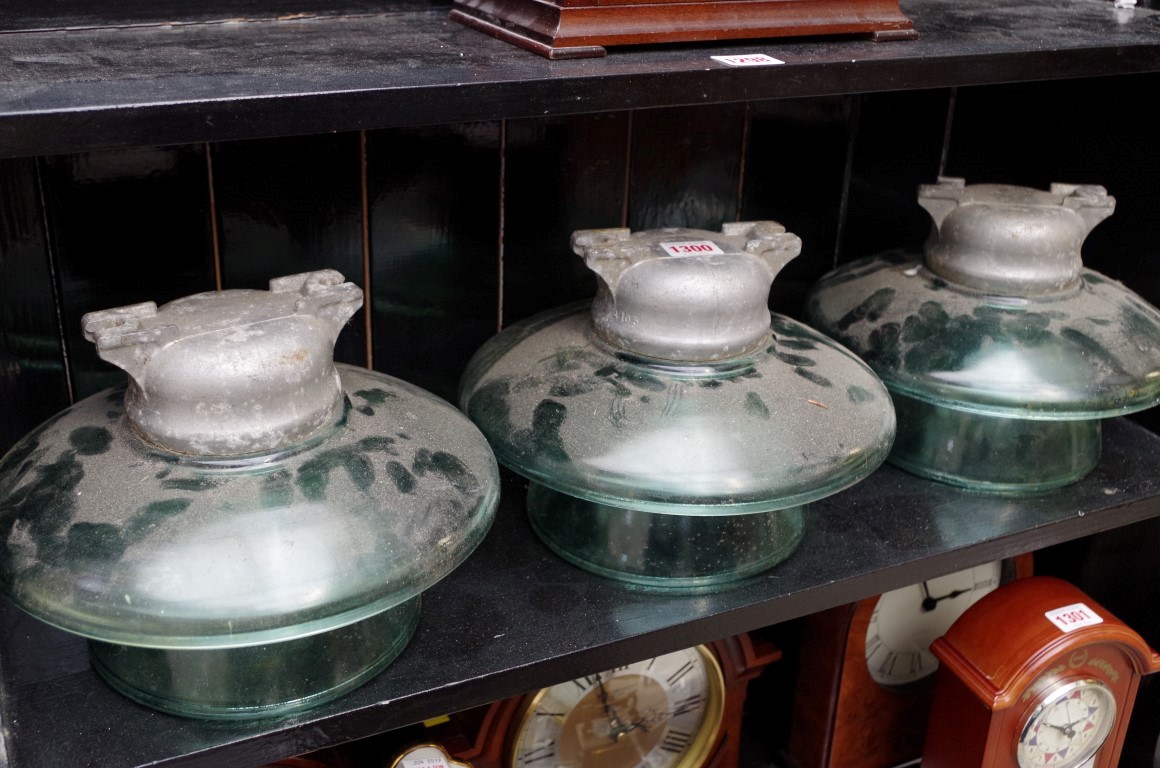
595, 674, 628, 742
1055, 702, 1093, 737
1043, 721, 1076, 739
920, 581, 938, 612
921, 584, 971, 611
614, 698, 699, 738
610, 714, 652, 739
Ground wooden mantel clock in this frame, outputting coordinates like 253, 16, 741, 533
425, 633, 779, 768
787, 556, 1032, 768
449, 0, 914, 60
923, 576, 1160, 768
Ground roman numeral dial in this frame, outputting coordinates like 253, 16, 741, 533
510, 646, 726, 768
865, 561, 1003, 688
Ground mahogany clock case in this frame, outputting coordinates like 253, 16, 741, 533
924, 576, 1160, 768
786, 556, 1033, 768
1036, 517, 1160, 765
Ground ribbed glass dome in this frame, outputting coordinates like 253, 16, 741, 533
461, 223, 895, 589
0, 270, 500, 718
807, 178, 1160, 492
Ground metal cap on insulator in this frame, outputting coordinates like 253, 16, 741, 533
918, 177, 1115, 295
82, 269, 363, 456
572, 222, 802, 362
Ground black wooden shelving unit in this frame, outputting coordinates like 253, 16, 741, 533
2, 0, 1160, 765
1, 0, 1159, 158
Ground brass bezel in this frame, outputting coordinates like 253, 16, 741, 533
388, 742, 474, 768
506, 644, 726, 768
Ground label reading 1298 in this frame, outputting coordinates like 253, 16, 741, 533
659, 240, 724, 256
711, 53, 785, 67
1045, 602, 1103, 632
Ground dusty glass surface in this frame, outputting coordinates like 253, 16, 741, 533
460, 303, 895, 517
0, 365, 499, 649
889, 393, 1101, 493
806, 180, 1160, 492
463, 223, 893, 588
527, 483, 804, 590
0, 270, 501, 718
90, 596, 420, 719
806, 254, 1160, 419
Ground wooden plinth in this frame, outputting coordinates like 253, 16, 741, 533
450, 0, 915, 59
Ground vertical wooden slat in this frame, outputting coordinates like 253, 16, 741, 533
212, 133, 365, 366
39, 145, 216, 400
205, 142, 223, 292
735, 101, 753, 223
502, 112, 630, 325
739, 97, 853, 316
839, 89, 953, 265
361, 129, 374, 368
497, 119, 507, 333
0, 158, 70, 453
627, 104, 747, 232
365, 123, 502, 402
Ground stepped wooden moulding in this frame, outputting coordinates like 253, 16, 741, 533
449, 0, 915, 59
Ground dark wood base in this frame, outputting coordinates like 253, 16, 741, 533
449, 0, 915, 59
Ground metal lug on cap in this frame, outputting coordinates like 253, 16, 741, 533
915, 176, 966, 229
82, 302, 179, 383
1052, 183, 1116, 233
723, 220, 803, 278
573, 228, 646, 290
277, 269, 365, 343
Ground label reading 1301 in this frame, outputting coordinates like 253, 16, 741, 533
1045, 602, 1103, 633
659, 240, 724, 256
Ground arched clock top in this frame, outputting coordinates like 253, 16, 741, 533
931, 577, 1160, 710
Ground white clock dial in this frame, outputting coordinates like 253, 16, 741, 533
1017, 678, 1116, 768
510, 646, 724, 768
865, 561, 1002, 686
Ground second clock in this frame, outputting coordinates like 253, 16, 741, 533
429, 634, 778, 768
510, 646, 724, 768
788, 556, 1032, 768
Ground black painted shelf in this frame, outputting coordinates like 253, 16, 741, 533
1, 0, 1159, 158
1, 418, 1159, 768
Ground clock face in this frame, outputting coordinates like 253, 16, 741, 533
509, 646, 724, 768
865, 561, 1002, 687
1016, 678, 1116, 768
390, 744, 471, 768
